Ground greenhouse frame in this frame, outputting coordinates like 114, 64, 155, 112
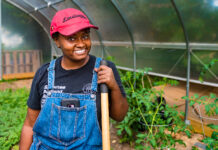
1, 0, 218, 125
0, 0, 218, 149
1, 0, 218, 87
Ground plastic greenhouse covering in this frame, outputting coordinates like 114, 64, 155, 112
1, 0, 218, 87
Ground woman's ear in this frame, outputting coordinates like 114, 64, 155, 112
54, 38, 61, 48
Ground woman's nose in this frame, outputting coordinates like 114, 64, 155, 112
76, 38, 85, 47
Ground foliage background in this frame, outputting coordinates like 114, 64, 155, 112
0, 88, 29, 150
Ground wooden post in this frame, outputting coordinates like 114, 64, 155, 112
2, 52, 5, 74
19, 51, 24, 73
13, 51, 18, 73
25, 51, 31, 72
5, 52, 11, 74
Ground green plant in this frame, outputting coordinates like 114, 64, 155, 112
199, 58, 218, 83
202, 131, 218, 150
183, 93, 218, 116
183, 93, 218, 150
0, 88, 29, 150
116, 69, 190, 149
0, 78, 17, 83
191, 146, 200, 150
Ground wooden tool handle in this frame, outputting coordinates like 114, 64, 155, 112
100, 60, 110, 150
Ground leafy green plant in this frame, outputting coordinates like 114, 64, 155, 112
183, 93, 218, 150
116, 69, 191, 149
199, 58, 218, 83
183, 94, 217, 149
0, 78, 17, 83
202, 131, 218, 150
0, 88, 29, 150
191, 146, 200, 150
183, 93, 218, 116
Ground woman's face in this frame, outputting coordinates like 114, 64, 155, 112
55, 29, 91, 62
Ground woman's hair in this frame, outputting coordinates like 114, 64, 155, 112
84, 28, 90, 34
52, 28, 90, 40
52, 32, 59, 39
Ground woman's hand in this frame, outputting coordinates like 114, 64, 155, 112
95, 65, 119, 91
95, 64, 128, 122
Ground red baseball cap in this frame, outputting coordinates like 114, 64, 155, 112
50, 8, 98, 37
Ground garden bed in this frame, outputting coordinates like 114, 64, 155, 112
0, 79, 216, 150
154, 82, 218, 137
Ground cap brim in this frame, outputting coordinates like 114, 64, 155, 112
58, 23, 98, 36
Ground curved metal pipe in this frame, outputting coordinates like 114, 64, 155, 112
27, 0, 64, 13
6, 0, 55, 61
6, 0, 50, 38
110, 0, 136, 74
26, 1, 62, 59
170, 0, 191, 125
72, 0, 105, 58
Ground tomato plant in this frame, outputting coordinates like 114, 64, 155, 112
116, 69, 191, 149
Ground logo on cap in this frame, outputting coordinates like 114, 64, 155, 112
51, 26, 54, 31
63, 15, 87, 23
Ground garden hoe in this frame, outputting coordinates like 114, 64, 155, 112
100, 60, 111, 150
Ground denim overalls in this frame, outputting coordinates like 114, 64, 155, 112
30, 57, 102, 150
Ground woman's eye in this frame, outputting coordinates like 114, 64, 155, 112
82, 35, 89, 40
68, 37, 76, 41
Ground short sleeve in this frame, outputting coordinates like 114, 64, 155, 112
108, 61, 126, 97
27, 69, 42, 110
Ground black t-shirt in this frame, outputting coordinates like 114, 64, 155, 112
27, 55, 126, 125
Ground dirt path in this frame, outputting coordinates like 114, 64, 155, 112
0, 79, 32, 90
1, 79, 205, 150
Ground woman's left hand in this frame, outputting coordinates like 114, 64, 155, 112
94, 65, 119, 90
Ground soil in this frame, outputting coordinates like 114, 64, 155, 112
1, 79, 206, 150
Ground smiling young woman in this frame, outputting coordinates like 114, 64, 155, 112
19, 8, 128, 150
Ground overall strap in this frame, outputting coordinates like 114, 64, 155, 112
47, 59, 56, 90
91, 57, 102, 92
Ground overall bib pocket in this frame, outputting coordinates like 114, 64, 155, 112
49, 103, 87, 144
30, 136, 48, 150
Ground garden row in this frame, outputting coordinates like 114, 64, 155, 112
0, 69, 217, 149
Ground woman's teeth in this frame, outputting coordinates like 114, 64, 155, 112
74, 49, 85, 54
